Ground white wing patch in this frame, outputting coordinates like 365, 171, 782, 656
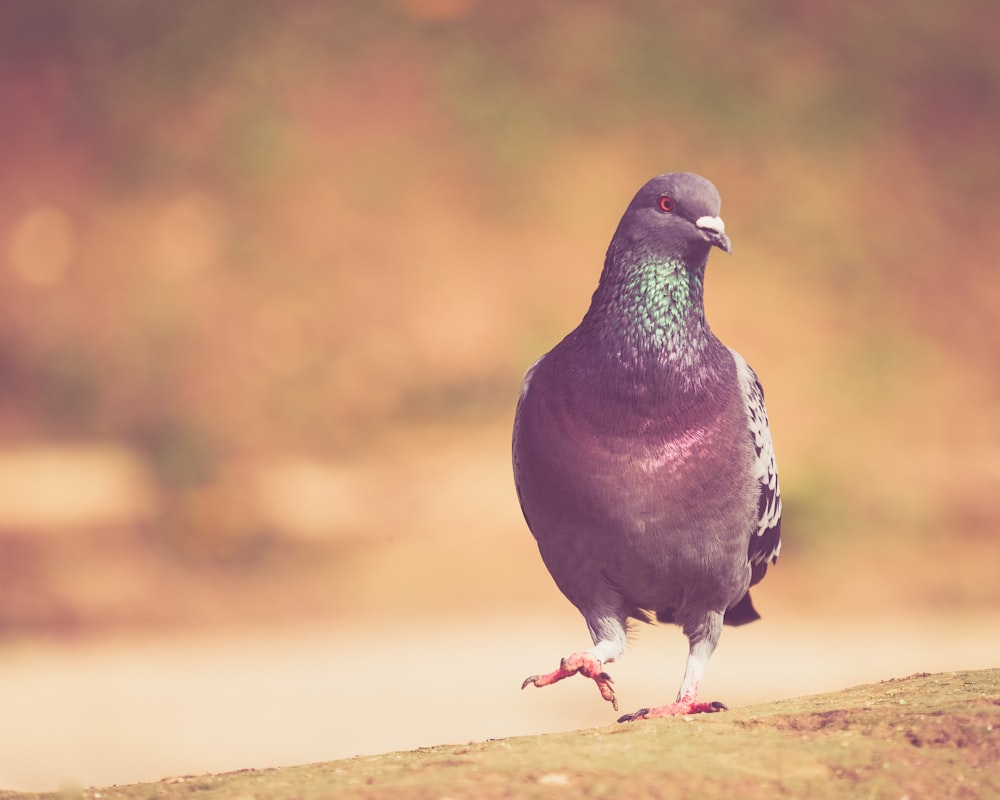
730, 349, 782, 565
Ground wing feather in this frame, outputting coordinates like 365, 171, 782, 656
730, 349, 782, 585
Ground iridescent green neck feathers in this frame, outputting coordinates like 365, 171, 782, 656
585, 253, 710, 369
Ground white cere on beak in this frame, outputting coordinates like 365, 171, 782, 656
695, 215, 726, 235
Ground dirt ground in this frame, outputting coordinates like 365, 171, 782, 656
3, 668, 996, 800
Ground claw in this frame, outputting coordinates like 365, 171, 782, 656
594, 672, 618, 711
521, 652, 618, 710
618, 699, 728, 722
617, 707, 650, 723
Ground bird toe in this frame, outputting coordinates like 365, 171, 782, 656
618, 698, 728, 721
617, 708, 650, 723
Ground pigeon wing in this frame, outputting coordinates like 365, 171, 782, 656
730, 348, 782, 586
511, 355, 543, 532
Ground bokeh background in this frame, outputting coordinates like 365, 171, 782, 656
1, 0, 998, 791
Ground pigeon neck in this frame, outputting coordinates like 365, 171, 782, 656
584, 251, 715, 381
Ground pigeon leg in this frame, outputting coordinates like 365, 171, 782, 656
618, 613, 727, 722
522, 630, 624, 710
521, 651, 618, 710
617, 692, 728, 721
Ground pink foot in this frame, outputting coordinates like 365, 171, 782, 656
618, 695, 727, 722
521, 652, 618, 711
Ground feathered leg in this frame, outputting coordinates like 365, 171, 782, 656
618, 610, 728, 722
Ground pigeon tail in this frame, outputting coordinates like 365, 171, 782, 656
721, 591, 761, 626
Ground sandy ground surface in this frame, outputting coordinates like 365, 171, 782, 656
2, 611, 998, 793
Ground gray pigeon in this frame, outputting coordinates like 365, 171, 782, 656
513, 173, 781, 721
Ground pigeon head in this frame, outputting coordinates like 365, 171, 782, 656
613, 173, 732, 260
583, 173, 732, 371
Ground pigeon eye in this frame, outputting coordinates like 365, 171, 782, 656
658, 195, 675, 213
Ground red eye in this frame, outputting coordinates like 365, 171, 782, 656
658, 195, 675, 213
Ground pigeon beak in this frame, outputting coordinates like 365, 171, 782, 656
696, 215, 732, 254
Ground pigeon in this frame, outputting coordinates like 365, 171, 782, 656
513, 172, 781, 721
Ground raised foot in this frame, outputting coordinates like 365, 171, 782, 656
521, 652, 618, 711
617, 700, 728, 723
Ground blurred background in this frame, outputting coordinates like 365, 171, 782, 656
1, 0, 998, 791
